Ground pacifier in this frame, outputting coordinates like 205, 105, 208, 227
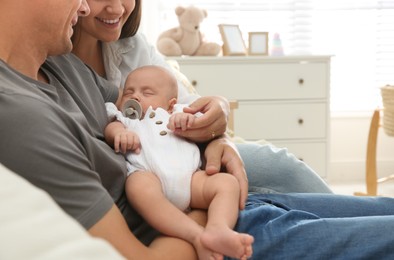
121, 99, 143, 120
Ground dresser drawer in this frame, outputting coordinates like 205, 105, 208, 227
270, 141, 327, 177
234, 102, 327, 140
179, 62, 328, 100
174, 56, 330, 179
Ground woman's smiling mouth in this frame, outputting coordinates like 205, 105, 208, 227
96, 17, 121, 25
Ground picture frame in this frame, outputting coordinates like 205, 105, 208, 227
248, 32, 269, 56
218, 24, 247, 56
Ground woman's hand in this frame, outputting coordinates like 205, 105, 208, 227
168, 96, 229, 142
204, 136, 248, 210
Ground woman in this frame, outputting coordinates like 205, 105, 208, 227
71, 0, 332, 195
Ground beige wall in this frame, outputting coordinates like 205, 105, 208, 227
329, 112, 394, 182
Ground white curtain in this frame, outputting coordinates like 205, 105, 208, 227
141, 0, 394, 112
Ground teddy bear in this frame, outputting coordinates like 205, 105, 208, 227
156, 6, 221, 56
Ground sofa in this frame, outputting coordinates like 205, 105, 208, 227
0, 164, 124, 259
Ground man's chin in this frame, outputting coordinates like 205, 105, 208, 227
48, 42, 73, 57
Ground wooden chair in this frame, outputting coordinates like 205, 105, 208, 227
228, 101, 239, 135
355, 109, 394, 196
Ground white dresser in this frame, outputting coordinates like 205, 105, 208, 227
172, 56, 331, 178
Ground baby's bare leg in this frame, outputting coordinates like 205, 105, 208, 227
191, 171, 254, 259
125, 171, 222, 260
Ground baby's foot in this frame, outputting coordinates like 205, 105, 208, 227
201, 226, 254, 259
193, 235, 223, 260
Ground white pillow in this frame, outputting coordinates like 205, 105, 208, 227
0, 164, 125, 260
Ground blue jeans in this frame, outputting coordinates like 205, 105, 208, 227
229, 193, 394, 259
236, 143, 332, 194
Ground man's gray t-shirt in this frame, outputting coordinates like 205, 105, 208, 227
0, 54, 156, 244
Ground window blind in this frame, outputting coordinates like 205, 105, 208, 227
142, 0, 394, 112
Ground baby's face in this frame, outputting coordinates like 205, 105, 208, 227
120, 67, 176, 116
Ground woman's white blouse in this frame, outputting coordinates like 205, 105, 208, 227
102, 33, 200, 105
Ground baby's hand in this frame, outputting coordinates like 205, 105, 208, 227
113, 130, 141, 154
168, 112, 196, 131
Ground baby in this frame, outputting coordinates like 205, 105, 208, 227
105, 65, 253, 260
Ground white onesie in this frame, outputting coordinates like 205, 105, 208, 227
106, 103, 201, 211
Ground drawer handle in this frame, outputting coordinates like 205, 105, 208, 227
298, 78, 304, 85
191, 80, 198, 87
298, 118, 304, 125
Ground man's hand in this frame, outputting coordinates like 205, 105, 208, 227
168, 96, 229, 142
204, 136, 248, 209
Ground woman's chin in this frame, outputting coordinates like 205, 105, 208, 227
100, 34, 122, 43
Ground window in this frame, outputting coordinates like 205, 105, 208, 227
141, 0, 394, 112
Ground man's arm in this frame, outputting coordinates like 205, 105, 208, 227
203, 135, 249, 210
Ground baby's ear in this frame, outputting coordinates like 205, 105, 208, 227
168, 98, 177, 113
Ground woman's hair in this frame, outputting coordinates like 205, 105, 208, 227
120, 0, 141, 39
71, 0, 142, 45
